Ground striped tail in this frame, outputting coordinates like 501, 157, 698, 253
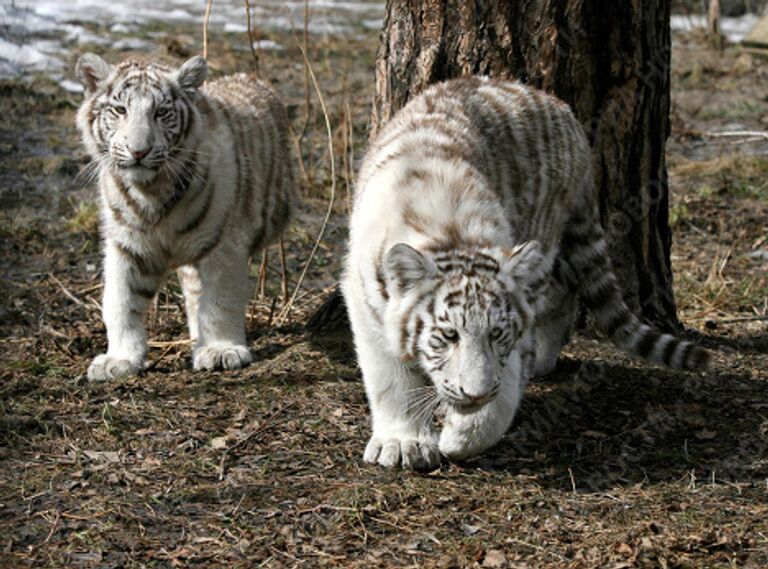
560, 209, 711, 372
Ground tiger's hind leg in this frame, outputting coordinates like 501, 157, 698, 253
188, 242, 254, 372
533, 261, 578, 377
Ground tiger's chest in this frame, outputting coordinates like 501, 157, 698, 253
101, 172, 235, 269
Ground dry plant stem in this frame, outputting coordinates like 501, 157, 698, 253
243, 0, 260, 74
203, 0, 214, 59
345, 101, 354, 214
294, 0, 314, 187
279, 238, 289, 302
717, 315, 768, 324
708, 0, 721, 36
341, 106, 351, 215
276, 2, 337, 325
48, 273, 87, 309
258, 249, 269, 298
706, 130, 768, 140
148, 339, 193, 348
145, 343, 178, 373
339, 55, 353, 215
149, 293, 159, 333
290, 125, 310, 185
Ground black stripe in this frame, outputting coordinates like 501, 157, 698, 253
677, 342, 694, 371
190, 228, 224, 265
375, 259, 390, 302
583, 278, 617, 309
686, 347, 709, 371
178, 178, 214, 235
661, 337, 678, 367
635, 327, 660, 360
602, 310, 632, 339
112, 174, 149, 222
130, 284, 156, 300
115, 242, 163, 276
410, 316, 424, 357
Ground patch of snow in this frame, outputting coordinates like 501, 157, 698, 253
671, 14, 760, 44
224, 23, 249, 34
253, 39, 283, 51
59, 78, 84, 93
109, 23, 135, 34
111, 38, 156, 52
0, 0, 385, 81
0, 38, 64, 74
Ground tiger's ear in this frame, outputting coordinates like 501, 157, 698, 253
175, 56, 208, 95
76, 53, 113, 94
500, 241, 544, 283
385, 243, 436, 291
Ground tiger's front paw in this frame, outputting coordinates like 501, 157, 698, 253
439, 426, 482, 461
88, 354, 143, 381
439, 409, 505, 461
193, 344, 253, 371
363, 435, 440, 471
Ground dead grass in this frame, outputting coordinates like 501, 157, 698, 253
1, 19, 767, 569
672, 155, 768, 201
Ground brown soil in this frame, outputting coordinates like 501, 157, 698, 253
1, 22, 767, 569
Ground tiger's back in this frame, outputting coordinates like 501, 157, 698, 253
357, 77, 592, 253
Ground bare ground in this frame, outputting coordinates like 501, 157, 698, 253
1, 22, 767, 569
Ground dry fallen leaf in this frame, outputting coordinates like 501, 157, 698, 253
695, 429, 718, 440
210, 436, 231, 450
83, 450, 120, 463
482, 549, 508, 568
233, 407, 248, 424
614, 542, 634, 557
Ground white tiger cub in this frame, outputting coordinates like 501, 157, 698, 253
342, 77, 710, 470
75, 54, 297, 380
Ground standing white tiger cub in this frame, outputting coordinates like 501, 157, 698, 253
342, 76, 710, 470
75, 54, 297, 381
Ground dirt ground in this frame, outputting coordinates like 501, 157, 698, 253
1, 18, 767, 569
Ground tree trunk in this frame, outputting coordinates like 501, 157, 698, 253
311, 0, 680, 333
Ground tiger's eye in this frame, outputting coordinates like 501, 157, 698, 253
442, 328, 459, 342
112, 105, 127, 115
156, 106, 171, 118
489, 327, 503, 340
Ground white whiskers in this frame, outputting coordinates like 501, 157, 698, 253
76, 154, 110, 188
405, 385, 440, 426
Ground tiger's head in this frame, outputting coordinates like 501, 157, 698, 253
384, 242, 544, 410
75, 53, 207, 184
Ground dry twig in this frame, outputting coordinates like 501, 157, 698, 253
276, 3, 337, 324
203, 0, 214, 60
243, 0, 261, 74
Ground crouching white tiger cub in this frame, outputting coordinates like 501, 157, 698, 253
342, 76, 710, 470
75, 53, 297, 380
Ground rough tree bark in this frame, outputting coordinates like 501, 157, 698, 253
310, 0, 681, 333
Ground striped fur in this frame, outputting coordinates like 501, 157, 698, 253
342, 76, 710, 469
76, 53, 297, 381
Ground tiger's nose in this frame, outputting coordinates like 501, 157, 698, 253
459, 386, 492, 403
128, 146, 151, 160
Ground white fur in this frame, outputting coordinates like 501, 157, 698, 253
76, 54, 295, 380
342, 131, 540, 469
